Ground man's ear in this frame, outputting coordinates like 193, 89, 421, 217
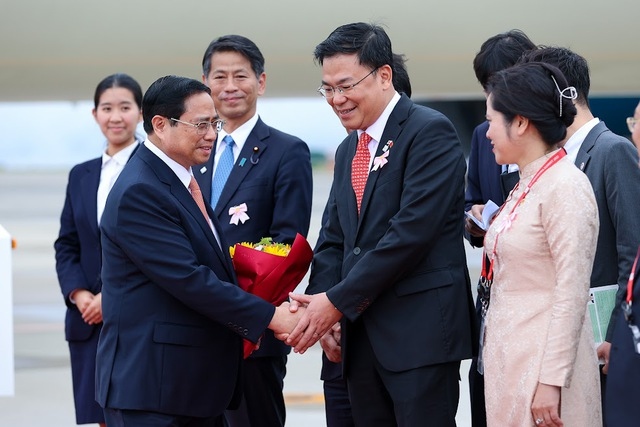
151, 115, 167, 135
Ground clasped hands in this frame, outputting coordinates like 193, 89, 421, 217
269, 292, 343, 354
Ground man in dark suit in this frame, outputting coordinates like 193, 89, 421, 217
287, 23, 475, 426
195, 35, 313, 427
463, 30, 536, 427
314, 52, 413, 427
96, 75, 301, 427
521, 47, 640, 423
606, 100, 640, 427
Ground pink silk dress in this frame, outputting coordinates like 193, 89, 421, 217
483, 151, 602, 426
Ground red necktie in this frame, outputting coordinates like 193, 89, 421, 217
189, 176, 210, 223
352, 132, 371, 214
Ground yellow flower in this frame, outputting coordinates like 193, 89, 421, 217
229, 237, 290, 258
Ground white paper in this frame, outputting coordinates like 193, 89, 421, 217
465, 200, 500, 231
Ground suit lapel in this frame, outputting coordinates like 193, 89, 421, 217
214, 121, 269, 217
80, 160, 101, 239
139, 145, 234, 278
356, 96, 409, 235
574, 121, 605, 172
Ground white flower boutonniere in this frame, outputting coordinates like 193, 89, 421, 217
229, 203, 250, 225
371, 140, 393, 172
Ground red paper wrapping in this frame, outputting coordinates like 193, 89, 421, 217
231, 233, 313, 358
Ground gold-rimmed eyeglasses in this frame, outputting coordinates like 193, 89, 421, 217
170, 118, 225, 135
627, 117, 638, 134
317, 68, 378, 99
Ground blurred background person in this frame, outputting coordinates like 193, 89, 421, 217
464, 29, 537, 427
520, 47, 640, 424
606, 100, 640, 427
54, 73, 143, 426
197, 35, 313, 427
313, 52, 412, 427
482, 62, 601, 426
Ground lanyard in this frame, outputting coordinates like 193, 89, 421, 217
626, 246, 640, 306
481, 148, 567, 284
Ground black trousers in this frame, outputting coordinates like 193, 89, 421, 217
104, 408, 225, 427
345, 319, 460, 427
224, 355, 287, 427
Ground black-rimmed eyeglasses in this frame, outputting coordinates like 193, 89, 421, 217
170, 118, 225, 135
317, 68, 378, 99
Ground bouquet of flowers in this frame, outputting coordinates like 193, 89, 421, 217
229, 233, 313, 358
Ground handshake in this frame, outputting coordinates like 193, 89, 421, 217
268, 292, 343, 355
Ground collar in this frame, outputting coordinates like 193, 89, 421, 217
143, 139, 192, 189
101, 141, 138, 168
216, 112, 259, 155
563, 117, 600, 161
358, 91, 401, 143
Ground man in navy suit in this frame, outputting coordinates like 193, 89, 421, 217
606, 100, 640, 427
521, 47, 640, 423
463, 30, 536, 427
287, 23, 475, 426
96, 75, 301, 427
196, 35, 312, 427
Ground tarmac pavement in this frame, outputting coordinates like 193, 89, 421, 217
0, 167, 480, 426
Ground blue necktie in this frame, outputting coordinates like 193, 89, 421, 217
210, 135, 235, 208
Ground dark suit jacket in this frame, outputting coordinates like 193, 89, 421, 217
464, 121, 518, 248
575, 121, 640, 340
195, 117, 312, 357
606, 255, 640, 427
96, 144, 275, 418
54, 157, 103, 342
309, 95, 475, 372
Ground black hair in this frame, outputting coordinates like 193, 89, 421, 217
93, 73, 143, 109
202, 35, 265, 78
487, 62, 577, 146
473, 29, 536, 90
519, 46, 591, 108
314, 22, 394, 76
142, 76, 211, 134
393, 53, 411, 97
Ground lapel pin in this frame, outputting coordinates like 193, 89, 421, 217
580, 162, 585, 171
250, 146, 260, 165
200, 166, 207, 174
239, 158, 247, 167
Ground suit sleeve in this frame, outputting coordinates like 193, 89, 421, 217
326, 115, 467, 321
603, 139, 640, 340
54, 168, 88, 306
307, 181, 344, 295
269, 139, 313, 243
107, 181, 275, 342
465, 125, 486, 248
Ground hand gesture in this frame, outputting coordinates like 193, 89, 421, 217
531, 382, 564, 427
285, 292, 342, 354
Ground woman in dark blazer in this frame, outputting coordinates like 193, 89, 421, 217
54, 73, 142, 426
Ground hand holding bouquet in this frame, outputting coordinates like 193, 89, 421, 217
230, 233, 313, 358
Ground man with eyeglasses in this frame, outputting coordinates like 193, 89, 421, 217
196, 35, 313, 427
286, 22, 475, 426
95, 75, 303, 427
